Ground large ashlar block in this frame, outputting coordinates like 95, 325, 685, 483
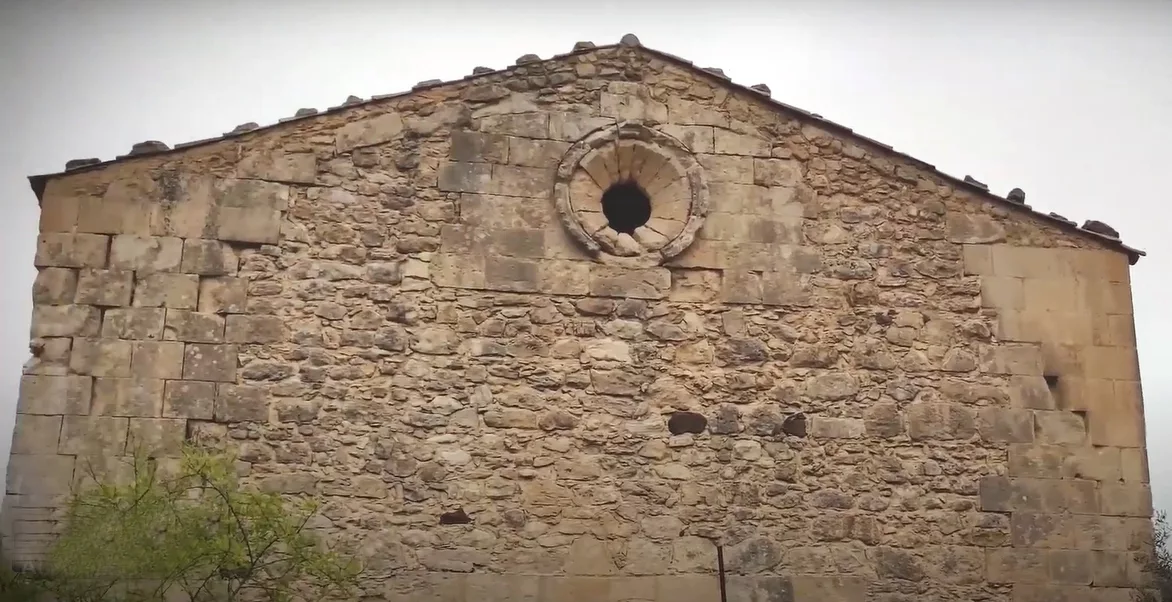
697, 154, 753, 183
101, 307, 166, 340
335, 111, 404, 152
980, 476, 1098, 514
30, 305, 100, 338
980, 344, 1043, 375
986, 547, 1048, 584
127, 418, 186, 456
214, 384, 268, 423
59, 416, 129, 455
589, 266, 671, 300
18, 374, 91, 415
6, 455, 74, 496
163, 380, 216, 420
32, 268, 78, 305
69, 338, 132, 377
34, 233, 108, 268
130, 341, 184, 379
198, 277, 248, 313
449, 131, 509, 164
180, 239, 239, 275
458, 194, 552, 230
666, 97, 729, 127
1099, 483, 1152, 517
11, 415, 62, 455
164, 310, 225, 343
657, 124, 714, 153
108, 235, 183, 273
548, 112, 612, 141
183, 344, 238, 382
38, 194, 81, 233
216, 207, 281, 244
946, 213, 1007, 244
990, 245, 1069, 279
713, 129, 769, 157
980, 276, 1024, 309
92, 378, 164, 417
237, 148, 317, 184
77, 176, 156, 235
74, 269, 133, 306
507, 137, 570, 168
1083, 346, 1140, 381
133, 273, 199, 309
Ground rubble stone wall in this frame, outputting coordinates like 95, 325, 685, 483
4, 45, 1151, 602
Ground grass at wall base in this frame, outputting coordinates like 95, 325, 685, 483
0, 443, 362, 601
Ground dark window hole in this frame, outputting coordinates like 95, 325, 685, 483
601, 180, 651, 235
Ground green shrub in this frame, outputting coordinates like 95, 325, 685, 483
6, 444, 361, 602
1136, 510, 1172, 601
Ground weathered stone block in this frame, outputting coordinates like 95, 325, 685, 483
127, 418, 186, 456
34, 233, 108, 268
548, 112, 612, 141
30, 305, 100, 338
590, 266, 671, 299
92, 377, 164, 417
1048, 549, 1092, 584
69, 338, 132, 376
74, 269, 133, 306
986, 547, 1047, 584
11, 415, 62, 455
538, 260, 590, 295
977, 407, 1034, 443
217, 207, 281, 244
906, 403, 976, 441
32, 268, 78, 305
108, 235, 183, 273
6, 454, 74, 496
130, 341, 184, 379
655, 575, 721, 602
1121, 447, 1149, 483
698, 154, 754, 183
164, 310, 225, 342
183, 343, 238, 382
18, 374, 91, 415
101, 307, 166, 340
450, 131, 509, 163
1033, 410, 1087, 445
133, 273, 199, 308
59, 416, 129, 455
1010, 376, 1055, 409
1089, 383, 1144, 447
163, 380, 216, 420
483, 256, 539, 292
38, 194, 80, 233
335, 111, 404, 152
225, 315, 286, 343
789, 575, 866, 602
980, 343, 1044, 375
180, 240, 239, 275
1099, 483, 1152, 517
237, 149, 316, 184
438, 161, 493, 193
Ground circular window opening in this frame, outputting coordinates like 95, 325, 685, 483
601, 181, 651, 235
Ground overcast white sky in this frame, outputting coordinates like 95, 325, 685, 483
1, 1, 1169, 507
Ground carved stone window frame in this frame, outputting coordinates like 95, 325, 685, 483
552, 121, 709, 267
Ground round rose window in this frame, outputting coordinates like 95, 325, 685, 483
552, 122, 709, 266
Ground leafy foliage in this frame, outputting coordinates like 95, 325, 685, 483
1137, 510, 1172, 601
5, 445, 361, 602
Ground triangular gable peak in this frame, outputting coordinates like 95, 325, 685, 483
28, 35, 1142, 263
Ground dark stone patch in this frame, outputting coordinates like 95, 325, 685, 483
668, 411, 707, 435
439, 508, 472, 525
782, 413, 807, 437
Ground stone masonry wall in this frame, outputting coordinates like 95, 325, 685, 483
4, 44, 1152, 602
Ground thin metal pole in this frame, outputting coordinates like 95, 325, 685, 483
716, 544, 727, 602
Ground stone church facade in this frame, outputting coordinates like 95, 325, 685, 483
3, 36, 1153, 601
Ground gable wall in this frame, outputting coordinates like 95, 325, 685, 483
4, 46, 1152, 601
